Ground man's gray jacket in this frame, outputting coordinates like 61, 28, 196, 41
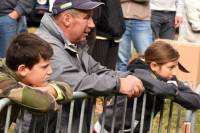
26, 13, 130, 133
36, 13, 129, 95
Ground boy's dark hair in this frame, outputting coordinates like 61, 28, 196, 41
6, 33, 53, 71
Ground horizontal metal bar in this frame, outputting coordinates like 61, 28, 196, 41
0, 98, 12, 111
72, 92, 90, 99
0, 92, 89, 111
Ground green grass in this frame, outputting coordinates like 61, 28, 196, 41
143, 99, 200, 133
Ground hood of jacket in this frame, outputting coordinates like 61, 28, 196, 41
128, 58, 168, 81
127, 58, 149, 72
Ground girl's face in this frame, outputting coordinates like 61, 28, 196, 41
151, 60, 178, 80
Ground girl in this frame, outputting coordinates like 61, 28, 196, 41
94, 40, 200, 133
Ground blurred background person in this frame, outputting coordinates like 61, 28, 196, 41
91, 0, 126, 70
0, 0, 34, 57
116, 0, 153, 72
150, 0, 184, 40
178, 0, 200, 43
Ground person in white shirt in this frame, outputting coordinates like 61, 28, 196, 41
178, 0, 200, 43
150, 0, 184, 39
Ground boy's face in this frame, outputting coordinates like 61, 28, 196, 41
18, 58, 52, 87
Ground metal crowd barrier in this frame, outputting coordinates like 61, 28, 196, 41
1, 89, 200, 133
0, 98, 12, 133
183, 84, 200, 133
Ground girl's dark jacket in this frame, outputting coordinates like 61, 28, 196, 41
99, 59, 200, 133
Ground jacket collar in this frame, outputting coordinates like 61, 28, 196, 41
128, 58, 168, 81
0, 58, 20, 81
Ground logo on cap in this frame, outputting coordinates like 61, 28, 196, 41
60, 2, 72, 9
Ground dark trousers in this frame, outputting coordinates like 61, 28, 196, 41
151, 10, 176, 40
92, 39, 119, 70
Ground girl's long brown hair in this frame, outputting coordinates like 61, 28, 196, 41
144, 40, 180, 65
129, 40, 189, 73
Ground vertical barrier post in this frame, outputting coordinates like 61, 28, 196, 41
78, 99, 87, 133
167, 100, 174, 133
139, 93, 147, 133
100, 96, 108, 133
149, 96, 156, 133
158, 100, 165, 133
89, 98, 96, 133
184, 110, 194, 133
130, 98, 138, 133
4, 106, 12, 133
120, 97, 128, 133
55, 105, 63, 133
110, 95, 117, 133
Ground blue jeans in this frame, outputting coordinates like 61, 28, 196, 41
151, 10, 176, 40
116, 19, 153, 71
0, 15, 27, 57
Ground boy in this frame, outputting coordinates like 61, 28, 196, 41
0, 33, 72, 131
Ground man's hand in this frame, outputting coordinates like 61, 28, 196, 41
119, 75, 144, 97
175, 15, 182, 28
8, 10, 20, 20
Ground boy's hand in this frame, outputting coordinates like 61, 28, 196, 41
33, 85, 57, 98
50, 81, 73, 103
32, 81, 73, 103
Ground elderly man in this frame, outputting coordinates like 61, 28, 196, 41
17, 0, 144, 132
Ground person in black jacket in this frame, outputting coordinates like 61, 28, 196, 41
91, 0, 125, 70
94, 40, 200, 133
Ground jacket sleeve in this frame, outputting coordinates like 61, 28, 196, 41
134, 69, 200, 110
50, 44, 130, 96
173, 80, 200, 110
0, 78, 60, 112
184, 0, 200, 31
14, 0, 34, 16
134, 69, 178, 97
49, 81, 73, 103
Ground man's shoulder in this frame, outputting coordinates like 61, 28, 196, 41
35, 28, 53, 42
35, 28, 63, 47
